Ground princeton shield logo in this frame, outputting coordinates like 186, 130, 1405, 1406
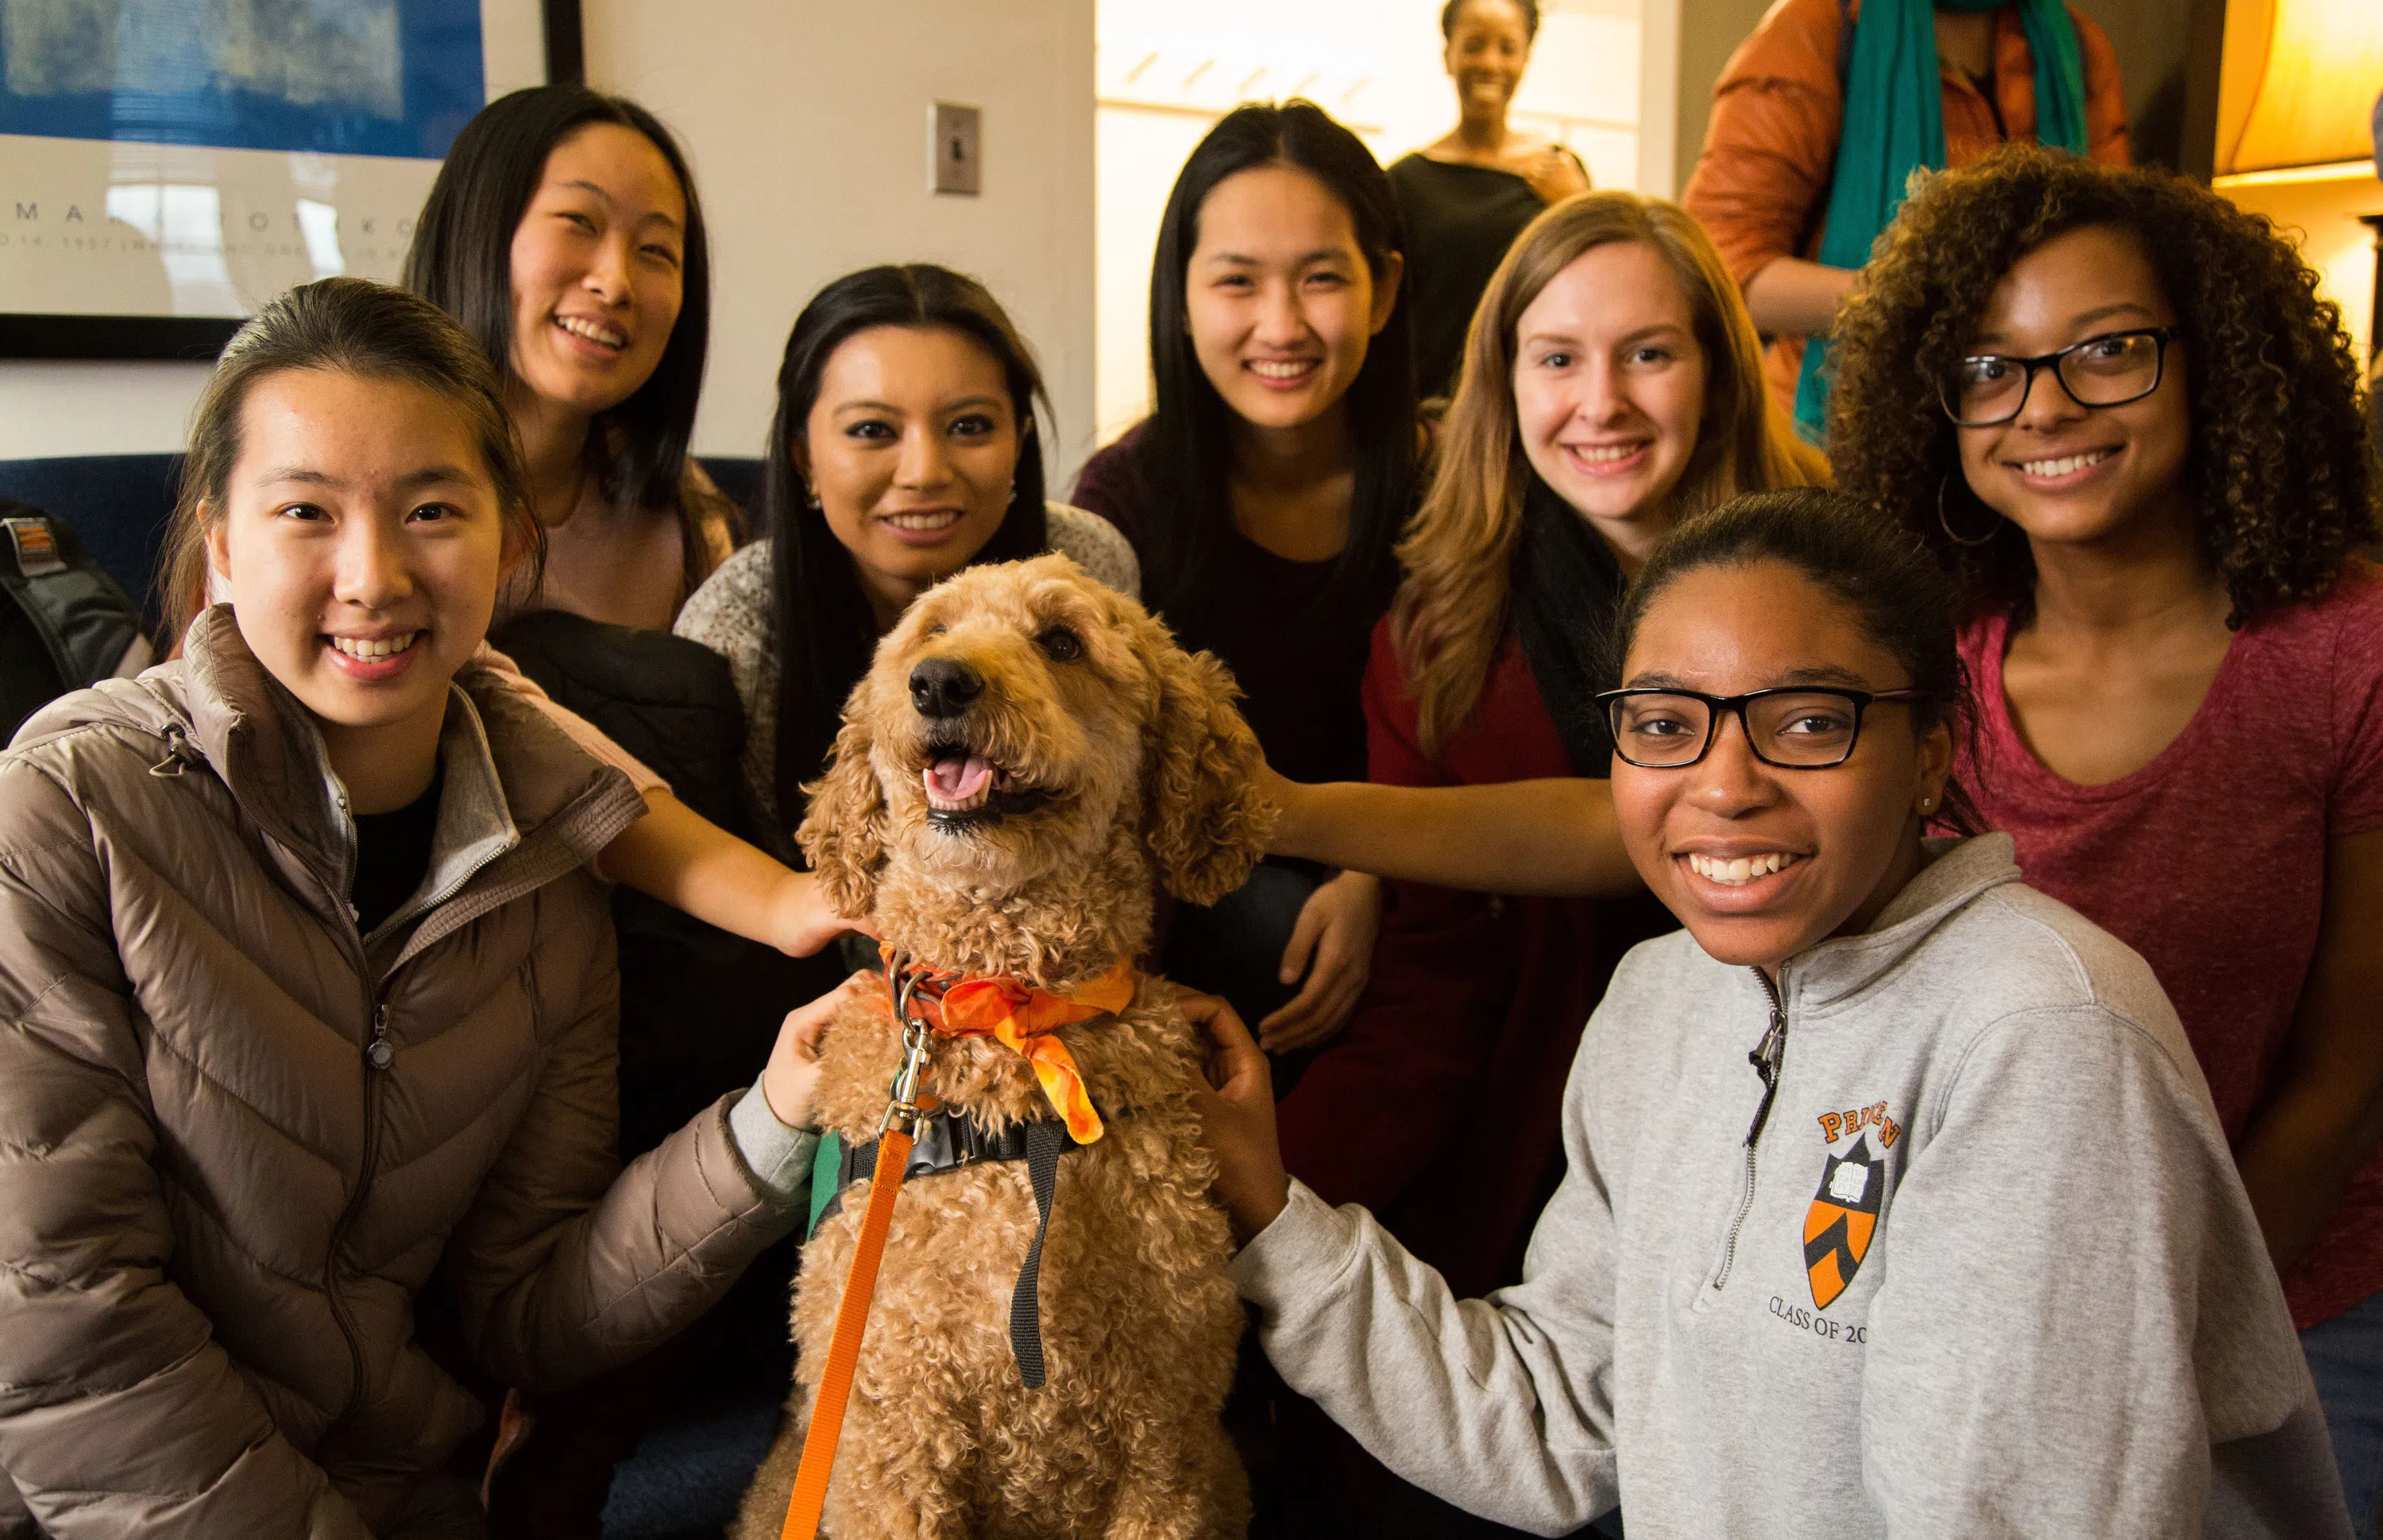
1803, 1135, 1884, 1310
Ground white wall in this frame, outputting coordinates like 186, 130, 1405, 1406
0, 0, 1101, 484
0, 358, 214, 457
1091, 0, 1642, 442
585, 0, 1097, 474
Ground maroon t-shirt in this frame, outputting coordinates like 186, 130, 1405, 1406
1955, 561, 2383, 1328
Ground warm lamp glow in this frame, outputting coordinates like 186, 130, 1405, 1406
2215, 0, 2383, 176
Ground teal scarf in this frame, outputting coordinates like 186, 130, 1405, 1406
1792, 0, 2089, 444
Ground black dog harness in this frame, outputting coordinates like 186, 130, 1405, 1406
807, 1102, 1087, 1388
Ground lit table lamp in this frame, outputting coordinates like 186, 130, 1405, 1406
2208, 0, 2383, 360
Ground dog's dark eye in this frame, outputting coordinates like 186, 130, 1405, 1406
1036, 626, 1083, 662
925, 623, 946, 637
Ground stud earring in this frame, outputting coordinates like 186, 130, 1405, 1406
1937, 474, 1999, 549
805, 484, 822, 511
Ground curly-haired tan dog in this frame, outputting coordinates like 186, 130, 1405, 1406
733, 554, 1273, 1540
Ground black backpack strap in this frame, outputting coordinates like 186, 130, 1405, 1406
0, 504, 151, 693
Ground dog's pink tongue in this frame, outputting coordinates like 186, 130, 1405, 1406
925, 754, 994, 801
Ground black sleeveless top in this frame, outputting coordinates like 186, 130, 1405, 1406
1388, 153, 1551, 399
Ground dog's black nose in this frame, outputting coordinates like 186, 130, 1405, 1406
910, 658, 984, 718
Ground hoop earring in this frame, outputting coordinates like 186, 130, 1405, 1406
1937, 474, 1999, 549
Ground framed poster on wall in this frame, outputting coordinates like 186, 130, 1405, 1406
0, 0, 579, 359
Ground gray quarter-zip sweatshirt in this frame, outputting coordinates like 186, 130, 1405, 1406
1232, 834, 2347, 1538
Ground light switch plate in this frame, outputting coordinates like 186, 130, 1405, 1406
931, 102, 982, 196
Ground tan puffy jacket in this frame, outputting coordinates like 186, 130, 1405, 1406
0, 609, 800, 1539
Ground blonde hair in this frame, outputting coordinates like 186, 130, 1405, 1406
1391, 191, 1828, 755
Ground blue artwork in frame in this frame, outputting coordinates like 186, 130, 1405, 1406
0, 0, 485, 161
0, 0, 561, 358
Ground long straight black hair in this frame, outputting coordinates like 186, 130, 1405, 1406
1135, 99, 1419, 638
768, 264, 1052, 837
403, 87, 717, 573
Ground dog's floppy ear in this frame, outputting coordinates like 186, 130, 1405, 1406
798, 712, 887, 918
1133, 610, 1277, 906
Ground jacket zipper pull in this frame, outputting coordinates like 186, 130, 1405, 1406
365, 1005, 393, 1071
1744, 986, 1787, 1148
1711, 978, 1790, 1295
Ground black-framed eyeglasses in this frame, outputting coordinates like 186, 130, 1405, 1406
1596, 686, 1933, 770
1938, 327, 2177, 427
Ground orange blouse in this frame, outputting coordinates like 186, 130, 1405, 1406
1680, 0, 2130, 416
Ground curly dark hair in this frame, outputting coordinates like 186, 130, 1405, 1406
1828, 144, 2379, 627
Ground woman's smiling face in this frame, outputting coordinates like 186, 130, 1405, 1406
1511, 241, 1707, 564
800, 323, 1021, 603
1183, 163, 1400, 437
205, 367, 510, 762
1609, 559, 1952, 971
506, 122, 687, 419
1953, 223, 2191, 553
1443, 0, 1533, 120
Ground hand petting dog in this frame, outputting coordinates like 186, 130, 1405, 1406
1184, 993, 1292, 1245
759, 971, 877, 1131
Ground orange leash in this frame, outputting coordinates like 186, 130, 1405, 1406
778, 1127, 913, 1539
779, 957, 940, 1540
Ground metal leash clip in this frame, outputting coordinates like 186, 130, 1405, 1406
881, 955, 934, 1136
787, 953, 940, 1538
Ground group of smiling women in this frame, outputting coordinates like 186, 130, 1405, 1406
0, 25, 2378, 1540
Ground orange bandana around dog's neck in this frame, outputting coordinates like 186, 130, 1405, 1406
910, 960, 1135, 1144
